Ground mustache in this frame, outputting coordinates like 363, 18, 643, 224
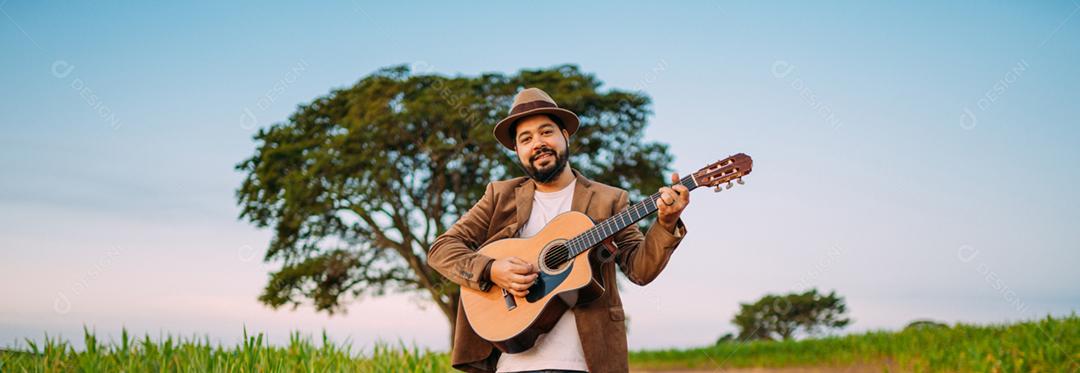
531, 148, 556, 162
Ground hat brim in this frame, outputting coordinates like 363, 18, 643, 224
493, 107, 580, 150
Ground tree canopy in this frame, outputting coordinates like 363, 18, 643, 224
732, 289, 851, 341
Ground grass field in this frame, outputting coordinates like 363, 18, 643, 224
630, 314, 1079, 372
0, 329, 449, 372
2, 314, 1076, 372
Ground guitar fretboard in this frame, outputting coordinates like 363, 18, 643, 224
563, 175, 697, 259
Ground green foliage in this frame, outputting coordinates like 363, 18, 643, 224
5, 316, 1076, 372
0, 328, 448, 372
631, 314, 1080, 372
733, 289, 850, 341
715, 332, 735, 344
234, 64, 673, 328
905, 319, 948, 331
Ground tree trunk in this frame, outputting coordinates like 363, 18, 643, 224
446, 292, 459, 348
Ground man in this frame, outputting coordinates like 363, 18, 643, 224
428, 88, 689, 373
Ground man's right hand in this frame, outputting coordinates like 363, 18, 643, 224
490, 257, 538, 297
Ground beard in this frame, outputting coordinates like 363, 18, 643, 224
523, 144, 570, 184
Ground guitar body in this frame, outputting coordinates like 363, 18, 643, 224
460, 211, 605, 353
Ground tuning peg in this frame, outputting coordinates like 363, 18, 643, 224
725, 181, 734, 190
736, 178, 745, 185
714, 185, 723, 193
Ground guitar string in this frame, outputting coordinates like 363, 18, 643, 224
544, 191, 661, 267
546, 200, 647, 267
547, 202, 639, 265
541, 177, 696, 268
545, 176, 694, 267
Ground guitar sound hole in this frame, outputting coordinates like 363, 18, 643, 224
540, 243, 570, 275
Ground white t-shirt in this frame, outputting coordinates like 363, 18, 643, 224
496, 179, 589, 372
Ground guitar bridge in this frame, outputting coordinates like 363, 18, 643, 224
502, 288, 517, 310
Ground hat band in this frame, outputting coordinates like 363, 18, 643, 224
508, 100, 557, 116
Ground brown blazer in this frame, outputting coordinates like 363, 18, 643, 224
428, 169, 687, 373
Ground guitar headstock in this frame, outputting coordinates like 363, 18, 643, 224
692, 153, 753, 192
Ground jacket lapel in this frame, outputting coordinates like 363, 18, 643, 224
514, 169, 595, 229
514, 179, 534, 231
570, 169, 594, 215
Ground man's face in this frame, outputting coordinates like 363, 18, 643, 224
514, 114, 570, 184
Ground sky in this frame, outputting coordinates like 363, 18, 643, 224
1, 0, 1078, 352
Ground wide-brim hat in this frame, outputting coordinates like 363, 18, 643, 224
493, 87, 580, 150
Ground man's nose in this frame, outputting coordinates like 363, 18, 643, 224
530, 141, 547, 155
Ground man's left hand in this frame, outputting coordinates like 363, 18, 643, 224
655, 172, 690, 233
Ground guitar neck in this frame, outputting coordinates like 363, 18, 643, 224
565, 175, 698, 258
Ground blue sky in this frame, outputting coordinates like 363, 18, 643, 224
2, 1, 1078, 351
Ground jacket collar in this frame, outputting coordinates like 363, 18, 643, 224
514, 168, 594, 228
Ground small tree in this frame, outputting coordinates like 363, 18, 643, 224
904, 319, 947, 331
732, 289, 850, 341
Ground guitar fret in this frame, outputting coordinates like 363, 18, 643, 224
565, 175, 704, 262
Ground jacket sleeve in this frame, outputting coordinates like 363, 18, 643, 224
427, 182, 498, 292
611, 189, 687, 286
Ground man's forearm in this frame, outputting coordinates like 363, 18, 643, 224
428, 235, 497, 292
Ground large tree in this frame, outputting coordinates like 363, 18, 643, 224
732, 289, 851, 341
235, 64, 674, 341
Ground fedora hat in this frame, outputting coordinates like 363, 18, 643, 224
493, 88, 580, 150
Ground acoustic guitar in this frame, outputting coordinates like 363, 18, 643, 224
460, 153, 753, 353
